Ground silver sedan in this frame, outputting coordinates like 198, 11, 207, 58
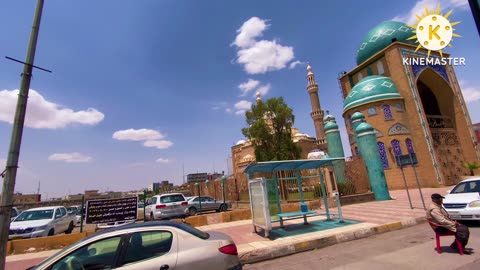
28, 221, 242, 270
185, 196, 232, 216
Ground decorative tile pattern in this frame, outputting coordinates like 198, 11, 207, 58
388, 123, 409, 135
367, 107, 377, 116
377, 142, 389, 168
381, 81, 393, 88
383, 105, 393, 120
391, 139, 403, 156
374, 129, 383, 138
362, 84, 375, 91
411, 61, 449, 82
406, 138, 415, 154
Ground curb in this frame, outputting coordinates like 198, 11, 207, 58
239, 216, 427, 264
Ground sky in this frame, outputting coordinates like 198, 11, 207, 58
1, 0, 479, 199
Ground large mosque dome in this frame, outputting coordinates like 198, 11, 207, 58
343, 75, 402, 113
356, 21, 416, 65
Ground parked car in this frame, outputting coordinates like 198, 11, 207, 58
185, 196, 231, 216
10, 206, 20, 221
443, 177, 480, 220
66, 206, 82, 226
145, 193, 188, 220
27, 221, 242, 270
9, 206, 75, 240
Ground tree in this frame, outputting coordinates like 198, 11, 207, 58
462, 161, 480, 176
241, 97, 301, 162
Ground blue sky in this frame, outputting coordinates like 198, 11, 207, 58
1, 0, 479, 199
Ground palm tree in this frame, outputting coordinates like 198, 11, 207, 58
462, 161, 480, 176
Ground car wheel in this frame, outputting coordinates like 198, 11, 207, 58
48, 229, 54, 236
65, 222, 74, 234
220, 204, 228, 212
189, 207, 198, 216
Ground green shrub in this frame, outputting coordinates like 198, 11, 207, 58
337, 181, 356, 196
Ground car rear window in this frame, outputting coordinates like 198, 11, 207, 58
160, 194, 185, 203
176, 222, 210, 239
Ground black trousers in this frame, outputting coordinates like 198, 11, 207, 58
435, 224, 470, 248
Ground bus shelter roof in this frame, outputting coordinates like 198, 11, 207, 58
243, 158, 345, 174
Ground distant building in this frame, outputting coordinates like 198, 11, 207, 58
13, 193, 41, 204
148, 182, 160, 192
148, 181, 174, 193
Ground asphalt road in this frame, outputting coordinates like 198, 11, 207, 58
244, 222, 480, 270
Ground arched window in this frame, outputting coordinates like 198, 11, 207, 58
355, 146, 360, 156
395, 102, 403, 112
348, 114, 352, 127
377, 61, 385, 75
406, 138, 415, 154
383, 104, 393, 120
367, 107, 377, 116
377, 142, 389, 168
391, 139, 402, 160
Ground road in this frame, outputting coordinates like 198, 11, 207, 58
244, 222, 480, 270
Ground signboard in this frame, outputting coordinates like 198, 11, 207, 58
248, 178, 271, 236
86, 197, 138, 224
395, 153, 418, 167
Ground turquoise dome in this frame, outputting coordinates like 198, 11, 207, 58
324, 114, 336, 123
356, 21, 416, 65
351, 112, 365, 121
355, 122, 374, 134
324, 122, 339, 131
343, 75, 402, 113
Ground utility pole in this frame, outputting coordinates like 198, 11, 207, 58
0, 1, 45, 267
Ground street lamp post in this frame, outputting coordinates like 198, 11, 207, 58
195, 183, 201, 210
221, 175, 227, 204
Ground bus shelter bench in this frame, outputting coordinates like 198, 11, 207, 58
276, 210, 317, 228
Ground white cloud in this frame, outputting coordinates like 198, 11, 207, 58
234, 100, 252, 115
48, 152, 92, 163
392, 0, 469, 24
156, 158, 171, 163
232, 17, 269, 48
255, 84, 271, 97
236, 40, 295, 74
232, 17, 295, 74
225, 108, 232, 113
289, 60, 304, 69
460, 81, 480, 103
239, 79, 260, 96
112, 129, 164, 141
143, 140, 173, 149
0, 89, 104, 129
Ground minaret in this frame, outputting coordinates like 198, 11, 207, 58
306, 64, 327, 149
256, 91, 262, 104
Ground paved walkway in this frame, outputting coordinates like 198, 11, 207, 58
6, 187, 449, 268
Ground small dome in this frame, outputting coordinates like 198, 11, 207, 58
324, 114, 336, 122
356, 21, 416, 65
351, 111, 365, 121
355, 122, 374, 134
236, 140, 246, 145
343, 75, 402, 113
324, 122, 339, 131
308, 150, 326, 159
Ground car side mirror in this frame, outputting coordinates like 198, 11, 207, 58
88, 248, 97, 256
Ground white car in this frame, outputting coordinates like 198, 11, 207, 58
9, 206, 75, 240
145, 193, 188, 220
28, 221, 242, 270
443, 177, 480, 221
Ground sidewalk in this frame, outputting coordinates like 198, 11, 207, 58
6, 187, 447, 267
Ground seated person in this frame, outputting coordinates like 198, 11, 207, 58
426, 193, 471, 253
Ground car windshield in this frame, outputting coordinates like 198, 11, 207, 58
14, 209, 54, 221
160, 194, 185, 203
450, 180, 480, 194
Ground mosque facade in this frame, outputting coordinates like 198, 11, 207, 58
339, 21, 480, 188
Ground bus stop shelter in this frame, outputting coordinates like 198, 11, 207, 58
244, 158, 346, 238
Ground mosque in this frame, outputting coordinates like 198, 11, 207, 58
340, 21, 480, 188
232, 20, 479, 192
